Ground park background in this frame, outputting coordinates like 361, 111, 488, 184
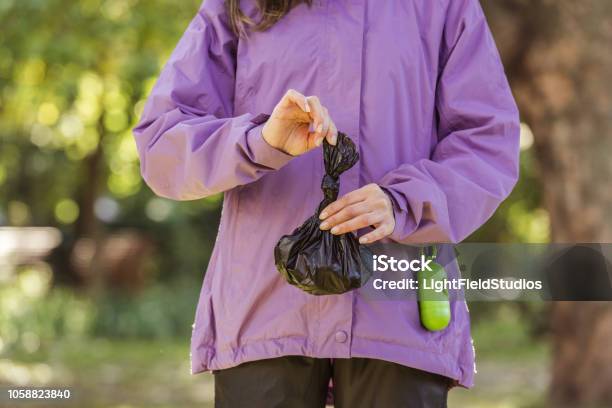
0, 1, 610, 407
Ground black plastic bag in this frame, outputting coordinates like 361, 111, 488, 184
274, 132, 373, 295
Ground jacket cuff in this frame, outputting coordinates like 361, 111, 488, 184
380, 186, 417, 242
245, 117, 294, 170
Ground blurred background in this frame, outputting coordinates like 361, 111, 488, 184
0, 1, 610, 407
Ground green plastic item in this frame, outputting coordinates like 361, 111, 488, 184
417, 246, 451, 331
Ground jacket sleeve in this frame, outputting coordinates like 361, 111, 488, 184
378, 0, 520, 244
133, 0, 293, 200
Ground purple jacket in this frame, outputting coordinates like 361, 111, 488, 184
134, 0, 519, 387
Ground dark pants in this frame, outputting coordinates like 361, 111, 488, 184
214, 356, 450, 408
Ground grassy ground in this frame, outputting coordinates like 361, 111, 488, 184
1, 308, 549, 408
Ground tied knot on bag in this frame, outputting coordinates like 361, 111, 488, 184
274, 132, 373, 295
318, 133, 359, 213
320, 174, 339, 213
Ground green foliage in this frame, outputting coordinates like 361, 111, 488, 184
0, 0, 202, 226
92, 281, 200, 339
469, 145, 548, 243
0, 265, 200, 360
0, 0, 226, 282
0, 265, 95, 358
470, 302, 549, 359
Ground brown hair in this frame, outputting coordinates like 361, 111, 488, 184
226, 0, 312, 36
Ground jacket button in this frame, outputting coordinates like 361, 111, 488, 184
335, 330, 348, 343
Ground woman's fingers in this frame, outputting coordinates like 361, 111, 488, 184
320, 202, 370, 230
320, 106, 337, 146
319, 187, 369, 220
306, 96, 327, 144
279, 90, 336, 149
319, 184, 396, 242
326, 121, 338, 146
283, 89, 310, 114
359, 222, 395, 244
319, 111, 331, 146
268, 91, 337, 156
329, 212, 384, 235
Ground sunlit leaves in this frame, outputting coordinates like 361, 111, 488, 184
36, 102, 59, 126
54, 199, 79, 224
1, 0, 204, 228
105, 129, 142, 197
15, 58, 46, 86
76, 72, 104, 124
30, 124, 54, 147
0, 264, 96, 356
58, 113, 84, 141
101, 0, 133, 22
18, 266, 53, 299
507, 203, 550, 243
107, 170, 142, 198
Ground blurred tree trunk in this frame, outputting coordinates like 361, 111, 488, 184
482, 1, 612, 406
70, 117, 106, 289
74, 130, 103, 240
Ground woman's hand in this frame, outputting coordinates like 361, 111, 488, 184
319, 183, 396, 244
262, 89, 338, 156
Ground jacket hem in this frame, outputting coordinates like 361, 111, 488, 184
190, 335, 474, 388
